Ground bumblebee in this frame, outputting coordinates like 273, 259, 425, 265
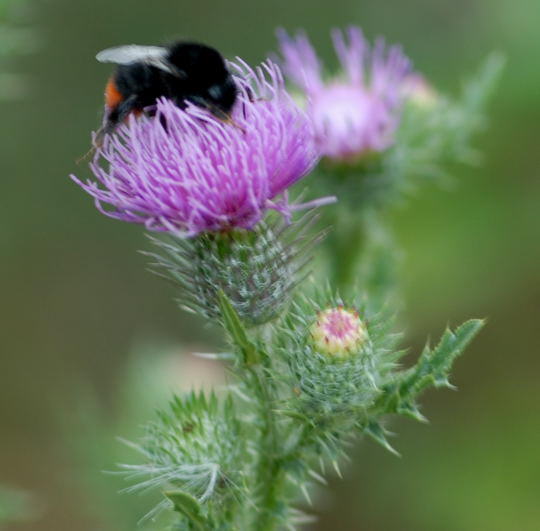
95, 41, 237, 144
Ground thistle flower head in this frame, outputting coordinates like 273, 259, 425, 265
310, 306, 367, 358
72, 60, 321, 235
277, 27, 412, 162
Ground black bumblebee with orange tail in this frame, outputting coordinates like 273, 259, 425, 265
94, 41, 238, 146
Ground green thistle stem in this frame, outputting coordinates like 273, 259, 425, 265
326, 208, 399, 312
256, 461, 286, 531
332, 220, 365, 293
248, 363, 283, 530
322, 205, 364, 293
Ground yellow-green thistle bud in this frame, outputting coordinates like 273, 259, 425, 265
402, 74, 439, 110
276, 296, 387, 420
310, 306, 367, 358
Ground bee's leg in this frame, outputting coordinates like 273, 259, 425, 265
219, 113, 246, 134
91, 126, 108, 150
114, 94, 141, 125
245, 86, 255, 102
77, 95, 142, 164
208, 105, 246, 134
91, 95, 140, 149
77, 125, 108, 163
76, 145, 97, 165
187, 96, 245, 133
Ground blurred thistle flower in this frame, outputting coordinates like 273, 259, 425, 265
277, 27, 412, 162
310, 306, 367, 358
72, 60, 326, 235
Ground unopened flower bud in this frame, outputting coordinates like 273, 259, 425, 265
310, 306, 367, 358
280, 299, 379, 417
402, 73, 438, 109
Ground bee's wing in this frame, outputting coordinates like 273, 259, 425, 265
96, 45, 185, 77
96, 45, 167, 65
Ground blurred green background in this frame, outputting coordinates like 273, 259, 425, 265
1, 0, 539, 529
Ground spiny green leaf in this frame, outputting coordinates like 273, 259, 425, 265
461, 52, 506, 112
164, 490, 206, 530
273, 409, 312, 423
400, 319, 484, 399
217, 289, 260, 365
364, 422, 401, 457
396, 402, 429, 423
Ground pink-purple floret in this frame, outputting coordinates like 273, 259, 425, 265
72, 61, 322, 235
277, 27, 412, 160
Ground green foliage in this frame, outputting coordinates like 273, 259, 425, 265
120, 288, 482, 528
217, 289, 260, 365
271, 292, 483, 463
164, 490, 206, 530
359, 320, 485, 454
380, 319, 485, 413
389, 53, 505, 197
0, 0, 36, 100
0, 485, 35, 527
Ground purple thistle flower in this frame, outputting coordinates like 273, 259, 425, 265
277, 27, 412, 162
72, 60, 327, 235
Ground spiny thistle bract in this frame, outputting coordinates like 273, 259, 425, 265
119, 392, 244, 527
145, 212, 325, 326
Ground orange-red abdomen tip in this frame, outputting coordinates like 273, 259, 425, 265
105, 77, 123, 109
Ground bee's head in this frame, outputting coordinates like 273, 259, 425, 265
167, 41, 237, 113
205, 77, 237, 113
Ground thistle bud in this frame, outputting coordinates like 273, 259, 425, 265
277, 296, 382, 419
310, 306, 367, 358
402, 73, 438, 109
119, 393, 243, 522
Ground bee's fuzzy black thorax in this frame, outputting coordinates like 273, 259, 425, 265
100, 40, 238, 136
